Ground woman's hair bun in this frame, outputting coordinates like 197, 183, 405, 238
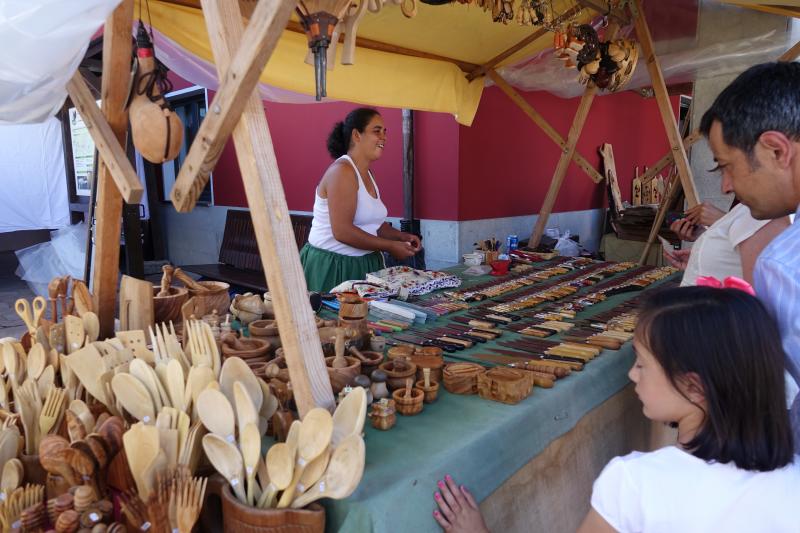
326, 121, 347, 158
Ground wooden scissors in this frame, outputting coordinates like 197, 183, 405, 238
15, 297, 47, 336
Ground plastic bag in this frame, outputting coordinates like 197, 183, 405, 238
15, 223, 88, 296
554, 230, 581, 257
0, 0, 122, 124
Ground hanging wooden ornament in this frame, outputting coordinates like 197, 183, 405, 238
127, 21, 184, 164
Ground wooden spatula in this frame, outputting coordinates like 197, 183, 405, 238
64, 315, 85, 354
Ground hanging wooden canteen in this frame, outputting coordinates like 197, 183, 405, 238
128, 22, 183, 164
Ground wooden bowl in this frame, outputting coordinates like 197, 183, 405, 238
324, 356, 361, 394
378, 359, 417, 391
356, 350, 384, 376
188, 281, 231, 316
220, 335, 271, 361
387, 345, 415, 360
392, 386, 423, 416
152, 286, 188, 324
248, 319, 279, 337
415, 380, 440, 403
443, 363, 485, 395
220, 484, 324, 532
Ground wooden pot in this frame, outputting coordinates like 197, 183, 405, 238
221, 484, 324, 533
392, 384, 424, 416
152, 286, 188, 324
415, 380, 440, 403
324, 356, 361, 394
378, 359, 417, 391
188, 281, 231, 316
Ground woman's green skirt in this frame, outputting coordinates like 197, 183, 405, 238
300, 243, 384, 293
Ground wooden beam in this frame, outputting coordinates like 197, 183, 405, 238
66, 73, 143, 204
92, 0, 134, 339
575, 0, 629, 24
200, 0, 334, 415
640, 130, 702, 184
488, 70, 604, 184
467, 4, 584, 81
529, 84, 598, 247
631, 0, 699, 207
170, 0, 296, 212
639, 172, 681, 264
779, 38, 800, 61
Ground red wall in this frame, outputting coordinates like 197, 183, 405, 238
168, 73, 681, 222
457, 87, 680, 220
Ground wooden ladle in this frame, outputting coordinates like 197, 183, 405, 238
202, 433, 247, 502
257, 442, 294, 508
240, 423, 261, 505
277, 407, 334, 508
331, 386, 366, 448
197, 388, 235, 442
290, 433, 365, 508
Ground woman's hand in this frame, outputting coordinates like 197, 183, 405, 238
669, 218, 700, 242
398, 231, 422, 252
387, 240, 416, 260
663, 248, 691, 270
684, 202, 725, 227
433, 475, 489, 533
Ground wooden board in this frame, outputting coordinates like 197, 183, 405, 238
119, 275, 155, 337
599, 144, 624, 215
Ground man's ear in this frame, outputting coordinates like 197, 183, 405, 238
758, 131, 795, 169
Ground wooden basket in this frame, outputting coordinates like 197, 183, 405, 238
443, 363, 485, 395
477, 367, 534, 405
221, 484, 324, 533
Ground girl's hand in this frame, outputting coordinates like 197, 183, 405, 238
663, 248, 691, 270
433, 475, 489, 533
388, 240, 416, 260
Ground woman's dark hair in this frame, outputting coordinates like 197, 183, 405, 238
637, 286, 793, 471
326, 107, 381, 158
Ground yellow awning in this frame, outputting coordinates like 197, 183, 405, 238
143, 0, 594, 125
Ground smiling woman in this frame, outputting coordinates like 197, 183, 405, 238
300, 108, 422, 293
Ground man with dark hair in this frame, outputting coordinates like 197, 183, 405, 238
700, 61, 800, 450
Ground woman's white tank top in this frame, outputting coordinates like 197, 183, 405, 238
307, 155, 388, 257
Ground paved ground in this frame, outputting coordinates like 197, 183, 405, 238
0, 251, 35, 339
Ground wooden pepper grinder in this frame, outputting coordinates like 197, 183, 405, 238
332, 328, 348, 369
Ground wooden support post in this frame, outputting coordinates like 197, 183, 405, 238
631, 0, 699, 207
529, 84, 597, 247
488, 70, 604, 184
65, 73, 143, 204
200, 0, 334, 415
779, 39, 800, 61
170, 0, 296, 212
639, 173, 682, 264
92, 0, 134, 339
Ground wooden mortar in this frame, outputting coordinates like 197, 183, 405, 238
378, 359, 417, 391
409, 353, 444, 384
392, 378, 423, 416
348, 347, 384, 376
220, 333, 271, 362
415, 368, 439, 403
324, 356, 361, 394
152, 286, 188, 324
187, 280, 231, 316
337, 291, 369, 320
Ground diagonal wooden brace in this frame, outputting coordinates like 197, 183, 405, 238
639, 130, 701, 184
488, 70, 604, 184
66, 72, 143, 204
200, 0, 334, 415
170, 0, 296, 212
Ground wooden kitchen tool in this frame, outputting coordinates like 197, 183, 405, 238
63, 315, 85, 354
239, 423, 261, 505
81, 312, 100, 343
119, 275, 155, 336
15, 297, 46, 336
415, 367, 439, 403
258, 442, 294, 508
220, 357, 263, 413
277, 408, 334, 508
290, 433, 365, 509
26, 343, 46, 379
197, 389, 235, 442
202, 433, 247, 503
392, 378, 423, 416
331, 386, 366, 448
111, 373, 156, 423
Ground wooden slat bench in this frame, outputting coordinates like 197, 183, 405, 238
181, 209, 313, 293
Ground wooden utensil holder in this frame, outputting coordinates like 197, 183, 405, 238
152, 286, 188, 324
221, 484, 325, 533
415, 379, 440, 403
379, 359, 417, 391
477, 367, 533, 405
443, 363, 485, 395
324, 356, 361, 394
392, 381, 423, 416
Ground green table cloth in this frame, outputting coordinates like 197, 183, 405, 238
322, 264, 678, 532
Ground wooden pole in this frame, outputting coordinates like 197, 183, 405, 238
488, 70, 604, 184
200, 0, 334, 415
638, 172, 682, 264
529, 84, 597, 248
92, 0, 134, 339
402, 109, 414, 221
170, 0, 302, 212
630, 0, 699, 207
779, 39, 800, 61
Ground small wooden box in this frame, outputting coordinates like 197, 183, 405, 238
443, 363, 485, 395
477, 367, 533, 405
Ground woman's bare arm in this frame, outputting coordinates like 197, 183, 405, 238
737, 216, 791, 283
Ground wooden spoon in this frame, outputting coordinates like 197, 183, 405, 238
202, 433, 247, 503
240, 423, 261, 505
165, 359, 186, 412
36, 365, 55, 400
296, 447, 330, 494
129, 359, 164, 412
0, 457, 22, 498
186, 366, 216, 421
220, 357, 263, 413
290, 433, 366, 508
331, 386, 367, 448
277, 407, 334, 508
233, 381, 258, 435
111, 373, 156, 424
197, 388, 235, 442
26, 343, 46, 379
82, 312, 100, 343
257, 442, 294, 508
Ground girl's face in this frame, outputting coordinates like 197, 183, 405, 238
352, 115, 386, 161
628, 334, 702, 424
